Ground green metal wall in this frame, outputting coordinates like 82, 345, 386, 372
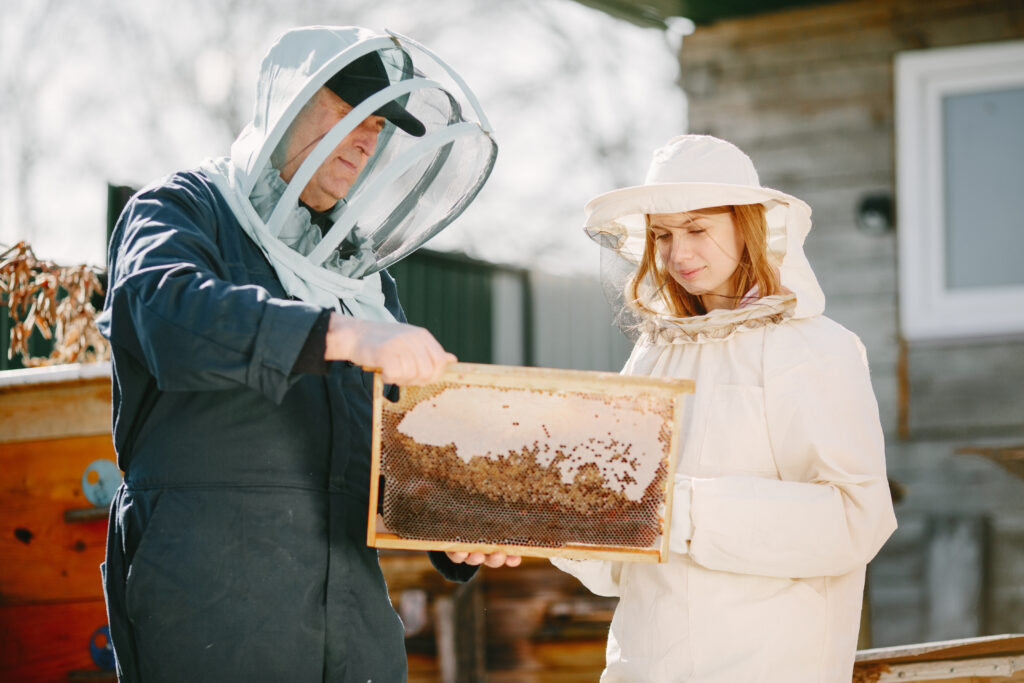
388, 251, 495, 364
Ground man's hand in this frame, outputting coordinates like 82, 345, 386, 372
325, 313, 455, 385
445, 551, 522, 568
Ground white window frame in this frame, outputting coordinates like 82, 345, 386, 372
895, 40, 1024, 342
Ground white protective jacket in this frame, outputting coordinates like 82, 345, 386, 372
553, 135, 897, 683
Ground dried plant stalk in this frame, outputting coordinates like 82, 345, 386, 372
0, 241, 110, 366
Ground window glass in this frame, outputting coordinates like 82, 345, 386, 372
943, 87, 1024, 289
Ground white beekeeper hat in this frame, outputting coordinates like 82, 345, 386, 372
585, 134, 826, 333
583, 134, 811, 267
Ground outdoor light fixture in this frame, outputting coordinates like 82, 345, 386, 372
855, 193, 894, 235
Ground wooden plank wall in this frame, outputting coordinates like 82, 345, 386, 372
681, 0, 1024, 437
677, 0, 1024, 647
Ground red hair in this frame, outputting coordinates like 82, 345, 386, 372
630, 204, 780, 318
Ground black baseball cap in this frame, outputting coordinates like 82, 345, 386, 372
325, 52, 426, 137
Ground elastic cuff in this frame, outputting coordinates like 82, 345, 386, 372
429, 551, 480, 583
291, 309, 332, 375
246, 298, 324, 404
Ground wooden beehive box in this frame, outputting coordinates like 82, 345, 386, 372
0, 362, 117, 682
853, 634, 1024, 682
368, 363, 694, 562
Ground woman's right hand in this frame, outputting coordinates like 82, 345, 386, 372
446, 551, 522, 568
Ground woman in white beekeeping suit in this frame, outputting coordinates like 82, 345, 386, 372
552, 134, 897, 682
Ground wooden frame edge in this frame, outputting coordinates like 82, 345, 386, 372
370, 532, 663, 563
367, 371, 384, 548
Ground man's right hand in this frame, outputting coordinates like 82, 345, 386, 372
324, 313, 456, 385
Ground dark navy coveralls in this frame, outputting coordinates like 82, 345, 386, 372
98, 170, 472, 682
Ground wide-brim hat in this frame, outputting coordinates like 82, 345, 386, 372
583, 134, 811, 266
586, 134, 827, 324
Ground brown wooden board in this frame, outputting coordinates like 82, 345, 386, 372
856, 634, 1024, 665
367, 363, 693, 562
0, 599, 113, 682
959, 445, 1024, 481
0, 366, 112, 444
0, 434, 113, 604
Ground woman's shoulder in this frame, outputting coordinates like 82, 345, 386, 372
764, 314, 869, 375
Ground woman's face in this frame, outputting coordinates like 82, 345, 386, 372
649, 208, 745, 311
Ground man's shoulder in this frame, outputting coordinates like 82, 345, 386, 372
133, 168, 219, 205
119, 168, 232, 233
111, 168, 237, 250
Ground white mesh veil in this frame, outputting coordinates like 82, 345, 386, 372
582, 134, 824, 340
244, 28, 497, 279
596, 234, 649, 344
307, 32, 498, 275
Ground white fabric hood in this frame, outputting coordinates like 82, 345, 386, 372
201, 26, 497, 318
584, 135, 825, 337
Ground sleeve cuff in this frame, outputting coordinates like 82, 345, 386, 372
291, 309, 332, 375
246, 298, 324, 404
428, 551, 480, 583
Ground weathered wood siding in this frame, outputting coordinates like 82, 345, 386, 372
678, 0, 1024, 646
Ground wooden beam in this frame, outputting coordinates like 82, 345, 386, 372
862, 654, 1024, 681
856, 634, 1024, 666
958, 445, 1024, 480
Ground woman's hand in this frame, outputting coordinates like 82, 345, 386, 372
445, 551, 522, 568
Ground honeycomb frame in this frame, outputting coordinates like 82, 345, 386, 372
368, 363, 693, 562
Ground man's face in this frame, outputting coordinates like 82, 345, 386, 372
278, 87, 386, 211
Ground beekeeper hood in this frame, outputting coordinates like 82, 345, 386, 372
201, 26, 497, 320
584, 134, 825, 340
